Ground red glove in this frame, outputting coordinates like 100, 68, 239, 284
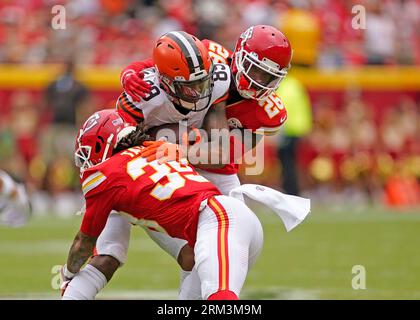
121, 70, 152, 102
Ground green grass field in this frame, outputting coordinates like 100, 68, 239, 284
1, 205, 420, 299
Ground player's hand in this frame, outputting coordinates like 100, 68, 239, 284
60, 264, 76, 297
139, 128, 201, 164
140, 141, 186, 164
122, 71, 152, 102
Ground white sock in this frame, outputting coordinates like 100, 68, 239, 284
62, 264, 107, 300
179, 270, 190, 286
178, 268, 202, 300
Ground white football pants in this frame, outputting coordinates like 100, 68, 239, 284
194, 195, 263, 299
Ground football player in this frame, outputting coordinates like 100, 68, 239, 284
116, 30, 230, 130
0, 170, 31, 227
61, 109, 263, 300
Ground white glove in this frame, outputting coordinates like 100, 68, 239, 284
60, 264, 76, 297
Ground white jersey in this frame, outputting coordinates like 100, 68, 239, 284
116, 64, 231, 129
0, 170, 31, 227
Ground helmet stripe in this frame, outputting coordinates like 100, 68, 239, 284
166, 31, 204, 75
178, 31, 204, 71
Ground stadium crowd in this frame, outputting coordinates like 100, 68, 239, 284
1, 0, 419, 66
0, 0, 419, 214
241, 92, 420, 205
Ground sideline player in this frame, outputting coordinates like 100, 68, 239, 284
61, 109, 263, 300
0, 170, 31, 227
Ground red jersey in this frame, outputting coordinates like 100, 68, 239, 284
80, 146, 220, 246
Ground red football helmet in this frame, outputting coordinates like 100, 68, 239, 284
75, 109, 136, 171
232, 25, 292, 100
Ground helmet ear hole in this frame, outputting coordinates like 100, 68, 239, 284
96, 136, 104, 153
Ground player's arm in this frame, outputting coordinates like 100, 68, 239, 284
120, 59, 154, 101
65, 231, 97, 275
223, 130, 263, 166
193, 100, 230, 169
60, 171, 124, 296
139, 101, 230, 167
64, 179, 121, 274
202, 100, 229, 132
245, 132, 264, 153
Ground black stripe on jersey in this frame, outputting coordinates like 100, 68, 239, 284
179, 31, 204, 71
166, 33, 196, 74
118, 93, 144, 123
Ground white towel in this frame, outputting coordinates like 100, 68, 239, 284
229, 184, 311, 232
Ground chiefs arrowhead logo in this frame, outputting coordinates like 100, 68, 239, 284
228, 118, 243, 129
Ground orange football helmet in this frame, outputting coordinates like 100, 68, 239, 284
153, 31, 214, 111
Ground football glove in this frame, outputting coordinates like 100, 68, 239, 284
122, 70, 152, 102
60, 264, 76, 297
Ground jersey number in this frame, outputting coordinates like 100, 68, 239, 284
126, 157, 208, 201
258, 93, 284, 119
142, 80, 160, 101
208, 42, 230, 64
213, 64, 229, 81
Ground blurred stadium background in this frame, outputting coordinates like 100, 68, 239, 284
0, 0, 419, 299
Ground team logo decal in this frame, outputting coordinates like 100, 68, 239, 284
228, 117, 243, 129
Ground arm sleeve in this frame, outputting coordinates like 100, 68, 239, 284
119, 59, 155, 84
80, 186, 124, 238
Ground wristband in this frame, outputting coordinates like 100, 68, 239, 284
62, 264, 76, 279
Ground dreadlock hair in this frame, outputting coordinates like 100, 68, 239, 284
113, 122, 154, 154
